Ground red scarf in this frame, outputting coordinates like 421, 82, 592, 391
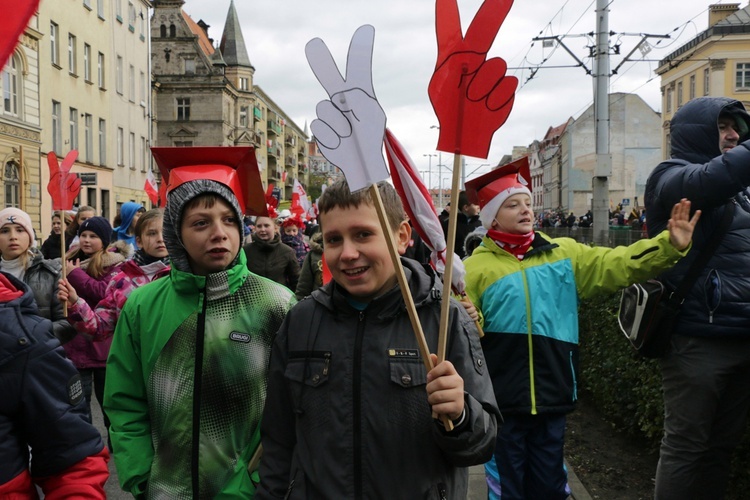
487, 229, 535, 260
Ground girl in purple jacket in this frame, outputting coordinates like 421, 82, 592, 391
62, 217, 129, 431
59, 209, 170, 342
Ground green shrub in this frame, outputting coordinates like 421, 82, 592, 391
578, 292, 750, 495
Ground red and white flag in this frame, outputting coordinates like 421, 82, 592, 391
144, 169, 159, 205
293, 178, 312, 214
385, 129, 466, 294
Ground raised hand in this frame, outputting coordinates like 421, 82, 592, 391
47, 150, 82, 210
428, 0, 518, 158
667, 198, 701, 251
305, 25, 389, 192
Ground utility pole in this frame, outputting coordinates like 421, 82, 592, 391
532, 4, 669, 246
593, 0, 611, 246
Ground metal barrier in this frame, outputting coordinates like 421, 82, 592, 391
539, 226, 647, 247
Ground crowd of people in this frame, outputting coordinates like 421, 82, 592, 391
2, 96, 749, 499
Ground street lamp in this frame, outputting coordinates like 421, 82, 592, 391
423, 153, 436, 190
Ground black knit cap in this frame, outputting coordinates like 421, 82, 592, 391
78, 216, 112, 246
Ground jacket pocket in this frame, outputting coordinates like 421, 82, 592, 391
284, 351, 331, 431
387, 355, 431, 427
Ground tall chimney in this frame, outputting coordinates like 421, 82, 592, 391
708, 3, 740, 27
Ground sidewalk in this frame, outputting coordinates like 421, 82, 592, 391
467, 461, 592, 500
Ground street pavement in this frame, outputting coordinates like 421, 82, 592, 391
93, 403, 587, 499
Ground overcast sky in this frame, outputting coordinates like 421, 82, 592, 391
183, 0, 733, 186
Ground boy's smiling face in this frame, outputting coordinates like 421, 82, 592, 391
180, 197, 240, 276
321, 201, 410, 303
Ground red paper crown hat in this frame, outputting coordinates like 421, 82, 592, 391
150, 146, 268, 216
464, 156, 531, 209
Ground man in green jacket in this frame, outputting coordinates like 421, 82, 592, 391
104, 147, 295, 498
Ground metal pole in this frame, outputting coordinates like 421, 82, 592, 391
593, 0, 611, 246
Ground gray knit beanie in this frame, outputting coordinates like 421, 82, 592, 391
163, 179, 244, 273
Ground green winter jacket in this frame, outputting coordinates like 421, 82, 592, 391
104, 250, 295, 499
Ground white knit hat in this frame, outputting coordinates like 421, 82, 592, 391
0, 208, 37, 248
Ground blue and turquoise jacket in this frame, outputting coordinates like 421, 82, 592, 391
464, 231, 687, 415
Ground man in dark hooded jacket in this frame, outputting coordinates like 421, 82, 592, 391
644, 96, 750, 499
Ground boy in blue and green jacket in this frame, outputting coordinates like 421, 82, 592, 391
463, 158, 699, 500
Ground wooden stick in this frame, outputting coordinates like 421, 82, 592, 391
60, 211, 68, 316
458, 291, 484, 338
369, 184, 453, 432
437, 154, 463, 362
246, 443, 263, 475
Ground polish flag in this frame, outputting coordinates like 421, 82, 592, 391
144, 169, 159, 205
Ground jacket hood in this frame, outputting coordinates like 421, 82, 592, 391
311, 257, 439, 319
670, 96, 750, 163
308, 231, 323, 254
114, 202, 144, 238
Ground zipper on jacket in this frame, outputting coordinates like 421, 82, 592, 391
437, 482, 448, 500
520, 263, 538, 415
283, 479, 295, 500
353, 310, 365, 499
192, 288, 208, 498
569, 352, 578, 401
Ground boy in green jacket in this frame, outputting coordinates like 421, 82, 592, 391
104, 147, 295, 498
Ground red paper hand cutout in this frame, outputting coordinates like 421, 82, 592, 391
47, 150, 82, 210
0, 0, 40, 70
428, 0, 518, 158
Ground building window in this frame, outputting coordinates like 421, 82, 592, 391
704, 68, 710, 96
666, 87, 673, 114
4, 162, 19, 208
176, 98, 190, 121
184, 58, 195, 74
83, 0, 91, 9
128, 64, 135, 102
98, 119, 106, 165
677, 81, 683, 108
116, 55, 123, 94
160, 24, 166, 37
735, 62, 750, 90
50, 22, 59, 66
689, 75, 696, 100
87, 188, 96, 209
97, 0, 105, 19
69, 108, 79, 151
239, 77, 248, 91
174, 140, 193, 147
68, 34, 77, 75
128, 2, 136, 30
2, 55, 19, 117
101, 189, 110, 220
84, 114, 93, 162
140, 136, 146, 172
115, 0, 122, 21
97, 52, 105, 89
129, 132, 135, 169
169, 24, 176, 37
83, 43, 91, 82
117, 127, 124, 166
52, 101, 62, 154
140, 71, 146, 105
239, 106, 248, 127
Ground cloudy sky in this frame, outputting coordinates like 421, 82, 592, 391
184, 0, 731, 186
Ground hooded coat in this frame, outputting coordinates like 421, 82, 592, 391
645, 96, 750, 337
112, 202, 144, 249
104, 180, 296, 499
0, 273, 109, 498
258, 258, 499, 499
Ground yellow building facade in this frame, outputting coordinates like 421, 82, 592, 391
656, 3, 750, 159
